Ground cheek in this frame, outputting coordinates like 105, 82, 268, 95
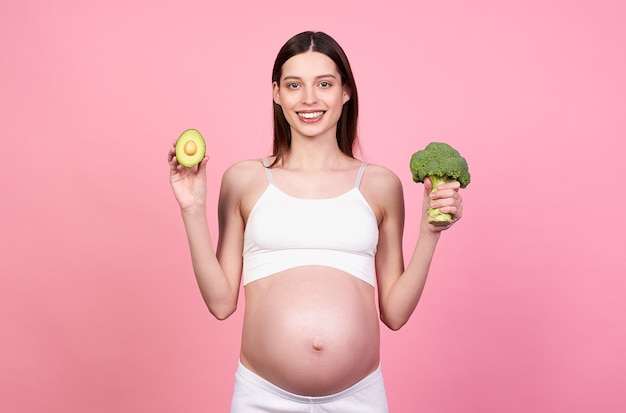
278, 92, 300, 108
335, 95, 349, 112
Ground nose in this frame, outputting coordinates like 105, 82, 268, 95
302, 85, 318, 105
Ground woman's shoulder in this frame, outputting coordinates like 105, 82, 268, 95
363, 163, 402, 191
360, 162, 404, 213
221, 158, 269, 191
223, 157, 267, 177
220, 158, 272, 215
355, 162, 403, 222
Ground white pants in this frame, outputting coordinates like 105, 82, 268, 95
230, 361, 389, 413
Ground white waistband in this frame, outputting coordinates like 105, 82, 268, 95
235, 360, 383, 404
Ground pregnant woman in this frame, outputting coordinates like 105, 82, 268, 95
168, 31, 464, 412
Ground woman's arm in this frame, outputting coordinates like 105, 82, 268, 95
368, 167, 463, 330
169, 144, 244, 320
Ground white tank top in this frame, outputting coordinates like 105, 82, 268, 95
242, 159, 379, 286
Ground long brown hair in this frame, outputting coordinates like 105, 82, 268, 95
270, 31, 359, 166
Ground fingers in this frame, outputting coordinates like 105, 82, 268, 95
168, 146, 180, 173
423, 177, 433, 192
428, 180, 464, 224
168, 140, 177, 161
169, 153, 210, 180
436, 181, 461, 191
438, 201, 462, 221
429, 180, 460, 199
430, 191, 462, 211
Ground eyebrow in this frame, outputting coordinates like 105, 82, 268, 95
281, 74, 338, 81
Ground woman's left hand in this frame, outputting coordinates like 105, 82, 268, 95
422, 177, 463, 232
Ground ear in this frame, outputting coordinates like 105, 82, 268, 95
342, 85, 351, 104
273, 81, 281, 105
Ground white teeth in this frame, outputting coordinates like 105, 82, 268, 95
298, 111, 324, 119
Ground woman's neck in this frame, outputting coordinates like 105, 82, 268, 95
280, 142, 350, 170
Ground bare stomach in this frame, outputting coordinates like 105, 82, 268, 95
240, 266, 381, 396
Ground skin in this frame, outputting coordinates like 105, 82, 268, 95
168, 50, 463, 396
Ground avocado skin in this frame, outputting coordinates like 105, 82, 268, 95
175, 129, 206, 167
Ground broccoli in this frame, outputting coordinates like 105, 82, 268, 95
409, 142, 471, 226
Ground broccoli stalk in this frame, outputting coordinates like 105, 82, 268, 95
409, 142, 471, 226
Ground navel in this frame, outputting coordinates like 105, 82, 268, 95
310, 336, 326, 352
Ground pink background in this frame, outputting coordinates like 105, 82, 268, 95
1, 1, 625, 412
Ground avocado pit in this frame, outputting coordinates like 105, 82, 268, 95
184, 140, 197, 156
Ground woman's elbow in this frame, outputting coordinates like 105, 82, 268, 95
380, 313, 408, 331
199, 284, 239, 320
209, 303, 237, 320
203, 293, 238, 320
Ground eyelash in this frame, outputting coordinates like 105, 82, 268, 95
286, 81, 333, 89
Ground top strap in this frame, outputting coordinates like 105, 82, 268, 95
262, 157, 273, 184
354, 163, 367, 188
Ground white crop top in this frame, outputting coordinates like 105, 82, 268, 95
242, 159, 379, 286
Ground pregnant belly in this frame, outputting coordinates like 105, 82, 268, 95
240, 267, 381, 396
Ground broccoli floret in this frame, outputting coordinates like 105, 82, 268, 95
409, 142, 471, 226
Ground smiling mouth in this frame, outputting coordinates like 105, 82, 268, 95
297, 111, 325, 119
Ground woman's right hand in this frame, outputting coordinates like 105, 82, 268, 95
168, 141, 209, 212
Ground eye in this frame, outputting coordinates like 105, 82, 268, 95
319, 81, 331, 88
286, 82, 300, 89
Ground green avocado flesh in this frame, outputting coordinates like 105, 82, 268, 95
175, 129, 206, 167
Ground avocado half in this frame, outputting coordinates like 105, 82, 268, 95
175, 129, 206, 167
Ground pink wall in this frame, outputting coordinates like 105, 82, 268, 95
1, 1, 624, 412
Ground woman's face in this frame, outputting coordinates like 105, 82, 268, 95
273, 51, 350, 141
